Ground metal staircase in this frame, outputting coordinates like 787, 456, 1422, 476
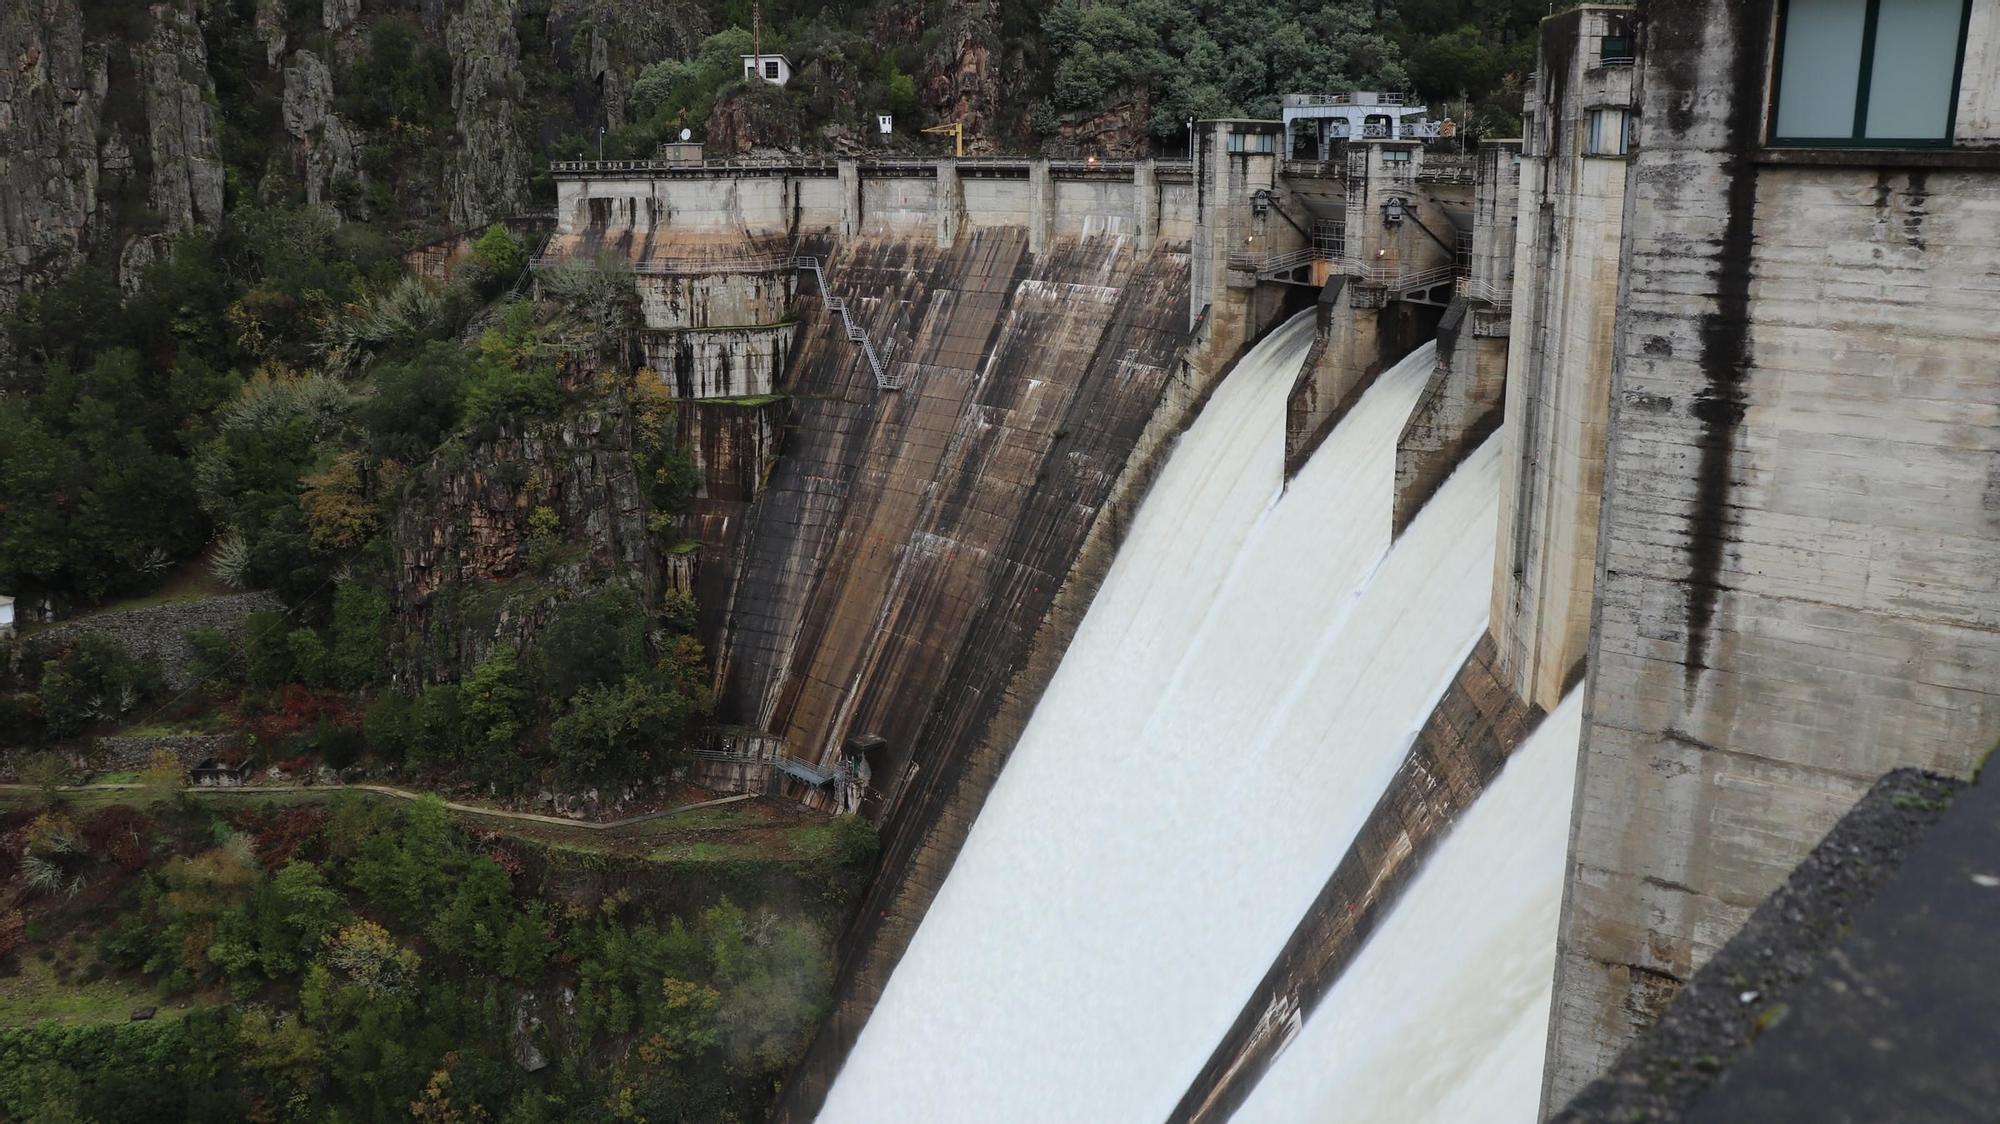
793, 256, 902, 391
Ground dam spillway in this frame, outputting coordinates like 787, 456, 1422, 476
820, 313, 1507, 1120
1235, 689, 1583, 1123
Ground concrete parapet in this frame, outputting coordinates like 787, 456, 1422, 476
1394, 298, 1509, 536
1028, 159, 1053, 254
838, 160, 861, 239
934, 161, 964, 248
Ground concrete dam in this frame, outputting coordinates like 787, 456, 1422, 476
539, 1, 2000, 1115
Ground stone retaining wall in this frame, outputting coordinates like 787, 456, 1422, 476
28, 592, 283, 690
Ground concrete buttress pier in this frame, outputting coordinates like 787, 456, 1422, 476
1539, 0, 2000, 1110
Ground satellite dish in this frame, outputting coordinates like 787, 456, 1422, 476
679, 128, 693, 142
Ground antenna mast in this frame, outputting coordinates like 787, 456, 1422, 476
753, 1, 762, 69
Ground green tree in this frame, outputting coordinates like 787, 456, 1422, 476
459, 651, 527, 762
428, 856, 514, 971
329, 581, 390, 688
468, 224, 526, 286
547, 672, 700, 788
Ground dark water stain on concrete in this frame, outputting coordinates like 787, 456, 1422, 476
1679, 0, 1765, 693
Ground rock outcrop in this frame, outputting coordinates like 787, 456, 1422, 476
137, 0, 225, 237
390, 401, 663, 683
281, 50, 363, 214
446, 0, 530, 227
0, 0, 103, 324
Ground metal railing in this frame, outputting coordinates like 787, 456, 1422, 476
1226, 247, 1321, 275
1457, 275, 1514, 310
686, 747, 840, 787
793, 256, 900, 391
1283, 92, 1409, 108
534, 252, 797, 276
1343, 257, 1461, 294
548, 156, 1192, 177
1417, 154, 1478, 183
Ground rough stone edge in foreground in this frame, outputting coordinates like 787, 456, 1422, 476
1553, 767, 1962, 1122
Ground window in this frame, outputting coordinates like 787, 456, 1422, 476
1601, 16, 1635, 64
1226, 132, 1275, 153
765, 60, 780, 79
1587, 109, 1630, 155
1380, 147, 1412, 163
1772, 0, 1972, 144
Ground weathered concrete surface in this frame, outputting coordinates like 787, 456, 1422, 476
1285, 289, 1435, 477
1546, 0, 2000, 1109
1396, 299, 1508, 534
641, 323, 792, 399
713, 230, 1190, 784
1683, 769, 1999, 1122
1551, 769, 1964, 1122
1281, 141, 1455, 473
1491, 6, 1633, 714
766, 233, 1214, 1122
1170, 633, 1542, 1123
675, 397, 785, 652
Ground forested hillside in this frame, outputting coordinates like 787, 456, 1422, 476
0, 2, 1547, 1118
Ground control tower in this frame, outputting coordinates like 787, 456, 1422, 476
1281, 92, 1443, 160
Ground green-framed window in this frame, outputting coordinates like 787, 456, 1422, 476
1770, 0, 1973, 146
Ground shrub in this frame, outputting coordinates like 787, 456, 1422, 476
35, 637, 161, 738
241, 611, 297, 688
468, 225, 525, 288
185, 626, 245, 686
80, 806, 152, 871
16, 752, 71, 806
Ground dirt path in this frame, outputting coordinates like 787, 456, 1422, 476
1, 782, 756, 832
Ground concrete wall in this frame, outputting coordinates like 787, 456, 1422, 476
553, 161, 1193, 257
759, 231, 1195, 1120
1545, 0, 2000, 1110
1958, 0, 2000, 145
641, 324, 792, 399
1492, 7, 1634, 714
1394, 300, 1508, 534
635, 271, 792, 330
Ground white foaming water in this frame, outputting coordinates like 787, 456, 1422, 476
822, 311, 1505, 1123
1236, 689, 1584, 1124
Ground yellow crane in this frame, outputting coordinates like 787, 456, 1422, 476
921, 121, 964, 158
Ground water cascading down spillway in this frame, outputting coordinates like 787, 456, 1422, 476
820, 309, 1563, 1120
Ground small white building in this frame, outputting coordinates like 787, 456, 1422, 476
741, 54, 793, 86
0, 595, 13, 639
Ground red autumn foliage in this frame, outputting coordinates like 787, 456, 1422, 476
227, 804, 330, 870
240, 686, 358, 746
81, 806, 153, 871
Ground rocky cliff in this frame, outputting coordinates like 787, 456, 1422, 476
390, 399, 663, 684
0, 0, 224, 321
